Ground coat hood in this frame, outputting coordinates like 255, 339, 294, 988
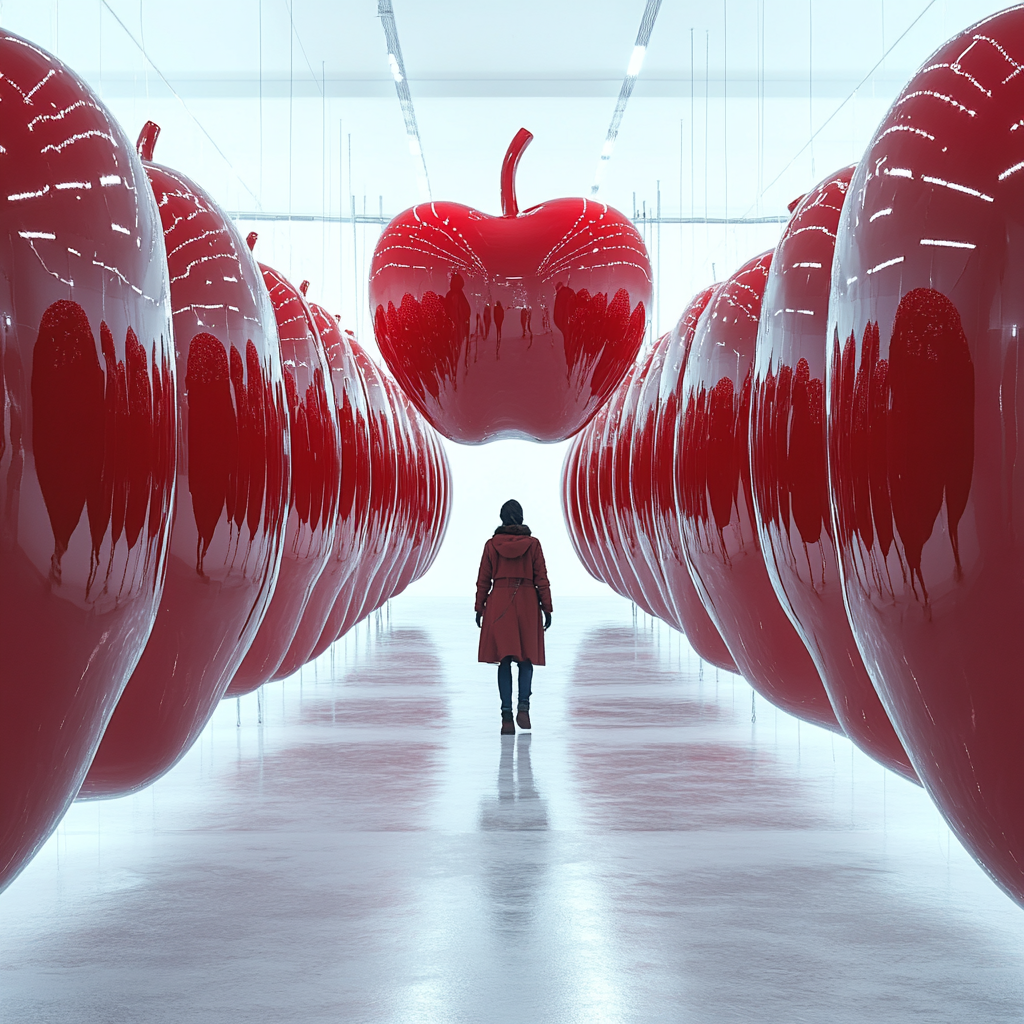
490, 533, 535, 559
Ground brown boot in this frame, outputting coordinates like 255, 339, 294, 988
516, 708, 531, 730
501, 715, 515, 735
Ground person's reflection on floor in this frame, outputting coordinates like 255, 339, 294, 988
479, 734, 547, 831
478, 734, 549, 930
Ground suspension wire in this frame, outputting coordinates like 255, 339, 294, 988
740, 0, 938, 217
99, 0, 262, 208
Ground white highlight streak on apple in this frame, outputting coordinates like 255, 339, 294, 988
920, 238, 976, 249
865, 256, 905, 275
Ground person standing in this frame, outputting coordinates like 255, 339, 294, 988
476, 500, 552, 734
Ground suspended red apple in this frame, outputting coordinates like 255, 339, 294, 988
79, 124, 290, 797
680, 252, 840, 731
827, 7, 1024, 901
274, 298, 370, 678
370, 129, 652, 443
227, 241, 340, 696
750, 166, 917, 782
0, 34, 175, 889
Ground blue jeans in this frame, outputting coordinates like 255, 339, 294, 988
498, 656, 533, 715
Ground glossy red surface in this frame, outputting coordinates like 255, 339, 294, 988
274, 307, 369, 678
369, 130, 652, 444
227, 251, 340, 696
417, 428, 451, 582
751, 167, 916, 782
625, 335, 683, 627
565, 405, 608, 586
562, 434, 599, 582
581, 406, 615, 586
611, 349, 671, 618
680, 252, 840, 731
0, 34, 175, 888
657, 290, 737, 671
826, 8, 1024, 901
79, 127, 290, 796
321, 341, 397, 641
593, 369, 635, 603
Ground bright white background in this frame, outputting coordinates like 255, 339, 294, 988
0, 0, 1012, 597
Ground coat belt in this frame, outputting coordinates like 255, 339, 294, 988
492, 577, 528, 587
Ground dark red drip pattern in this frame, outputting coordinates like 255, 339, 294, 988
753, 358, 829, 549
31, 300, 172, 591
829, 290, 974, 599
184, 333, 237, 573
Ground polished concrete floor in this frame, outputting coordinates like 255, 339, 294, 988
2, 596, 1023, 1023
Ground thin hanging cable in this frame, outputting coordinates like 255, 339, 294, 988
322, 60, 326, 293
809, 0, 814, 180
259, 0, 263, 203
283, 0, 324, 96
288, 0, 293, 225
378, 0, 430, 201
757, 0, 763, 213
344, 117, 348, 315
704, 30, 709, 259
742, 0, 937, 217
98, 0, 261, 208
138, 0, 149, 101
590, 0, 663, 195
722, 0, 728, 233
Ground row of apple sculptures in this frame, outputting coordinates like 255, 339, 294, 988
565, 6, 1024, 908
0, 30, 451, 894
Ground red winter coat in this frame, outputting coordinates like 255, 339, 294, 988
476, 527, 552, 665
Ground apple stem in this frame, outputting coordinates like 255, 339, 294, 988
136, 121, 161, 162
501, 128, 534, 218
246, 231, 258, 252
300, 280, 310, 296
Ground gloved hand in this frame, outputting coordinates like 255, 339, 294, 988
476, 611, 483, 628
543, 610, 552, 631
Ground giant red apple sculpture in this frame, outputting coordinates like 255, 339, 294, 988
680, 252, 840, 731
751, 166, 917, 782
80, 124, 290, 797
370, 129, 652, 443
827, 7, 1024, 901
0, 33, 175, 889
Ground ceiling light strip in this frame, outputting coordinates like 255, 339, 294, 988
591, 0, 663, 195
378, 0, 431, 201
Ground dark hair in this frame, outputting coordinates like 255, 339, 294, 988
499, 499, 524, 526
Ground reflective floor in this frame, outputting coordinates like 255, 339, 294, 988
2, 597, 1023, 1023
